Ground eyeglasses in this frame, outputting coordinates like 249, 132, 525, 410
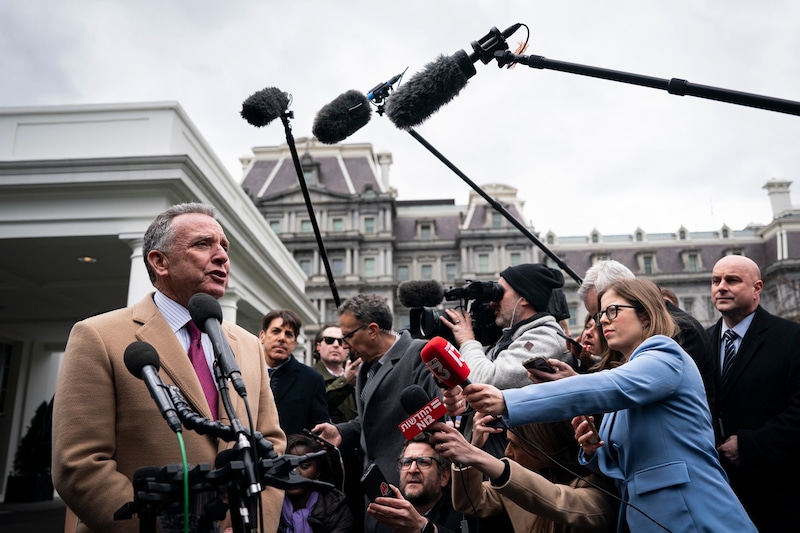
321, 336, 344, 346
397, 456, 439, 471
595, 304, 644, 322
341, 323, 367, 342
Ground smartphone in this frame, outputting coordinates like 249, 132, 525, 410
522, 356, 555, 374
580, 415, 600, 445
360, 463, 394, 501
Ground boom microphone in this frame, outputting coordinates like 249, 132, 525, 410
312, 90, 372, 144
241, 87, 290, 127
124, 341, 183, 433
384, 24, 522, 129
397, 280, 445, 308
420, 336, 471, 389
312, 70, 406, 144
188, 293, 248, 398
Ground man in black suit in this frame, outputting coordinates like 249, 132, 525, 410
707, 255, 800, 532
260, 309, 329, 436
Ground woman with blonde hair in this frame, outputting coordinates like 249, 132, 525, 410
459, 278, 755, 532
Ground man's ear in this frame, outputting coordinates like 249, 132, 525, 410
439, 466, 451, 488
147, 250, 169, 278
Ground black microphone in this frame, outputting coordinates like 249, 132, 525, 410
187, 293, 248, 398
312, 70, 407, 144
241, 87, 290, 127
400, 384, 432, 415
397, 280, 445, 308
124, 341, 183, 433
312, 90, 372, 144
384, 23, 521, 129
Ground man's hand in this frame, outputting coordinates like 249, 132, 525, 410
309, 422, 342, 447
443, 308, 475, 347
442, 386, 467, 417
343, 357, 361, 386
717, 435, 740, 465
367, 485, 428, 533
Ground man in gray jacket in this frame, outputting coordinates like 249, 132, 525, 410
444, 263, 575, 390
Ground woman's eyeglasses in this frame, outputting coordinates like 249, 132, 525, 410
595, 304, 644, 322
397, 456, 439, 471
321, 336, 344, 346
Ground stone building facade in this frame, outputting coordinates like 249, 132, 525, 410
242, 138, 800, 342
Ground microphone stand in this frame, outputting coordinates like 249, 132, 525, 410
279, 111, 342, 307
494, 50, 800, 117
213, 364, 261, 533
404, 127, 583, 285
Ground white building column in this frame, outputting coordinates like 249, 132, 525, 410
120, 234, 152, 306
219, 289, 240, 324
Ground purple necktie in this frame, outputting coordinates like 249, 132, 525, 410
186, 321, 218, 420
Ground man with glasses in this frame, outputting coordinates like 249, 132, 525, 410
260, 308, 330, 436
368, 432, 464, 533
312, 294, 443, 528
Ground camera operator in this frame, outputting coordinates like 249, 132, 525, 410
444, 263, 575, 390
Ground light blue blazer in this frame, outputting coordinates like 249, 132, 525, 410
503, 335, 755, 532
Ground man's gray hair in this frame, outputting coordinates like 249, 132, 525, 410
142, 203, 218, 283
577, 260, 635, 302
338, 293, 393, 331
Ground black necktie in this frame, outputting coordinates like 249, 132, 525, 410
360, 362, 378, 403
721, 330, 738, 384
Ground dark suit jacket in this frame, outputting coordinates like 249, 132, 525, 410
270, 355, 330, 436
337, 331, 441, 488
707, 306, 800, 532
666, 300, 716, 412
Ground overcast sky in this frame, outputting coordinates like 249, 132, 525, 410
3, 1, 799, 237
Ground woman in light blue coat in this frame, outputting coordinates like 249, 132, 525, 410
461, 278, 755, 532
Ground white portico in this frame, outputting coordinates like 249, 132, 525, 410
0, 102, 317, 500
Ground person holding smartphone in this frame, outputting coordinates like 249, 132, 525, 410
368, 432, 464, 533
461, 279, 756, 532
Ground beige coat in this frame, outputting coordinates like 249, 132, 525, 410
451, 460, 618, 532
52, 294, 286, 532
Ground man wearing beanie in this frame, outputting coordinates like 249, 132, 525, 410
444, 263, 575, 390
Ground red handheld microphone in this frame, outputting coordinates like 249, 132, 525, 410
420, 336, 471, 388
397, 385, 448, 439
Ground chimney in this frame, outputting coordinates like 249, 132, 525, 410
763, 179, 794, 218
377, 152, 393, 189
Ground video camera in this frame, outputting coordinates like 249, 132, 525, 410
409, 280, 504, 346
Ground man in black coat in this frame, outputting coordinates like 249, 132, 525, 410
260, 309, 329, 437
707, 255, 800, 532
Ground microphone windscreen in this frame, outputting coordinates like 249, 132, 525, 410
241, 87, 290, 127
384, 50, 475, 130
124, 341, 161, 379
397, 280, 445, 308
312, 90, 372, 144
420, 336, 471, 388
188, 292, 223, 332
399, 385, 431, 415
